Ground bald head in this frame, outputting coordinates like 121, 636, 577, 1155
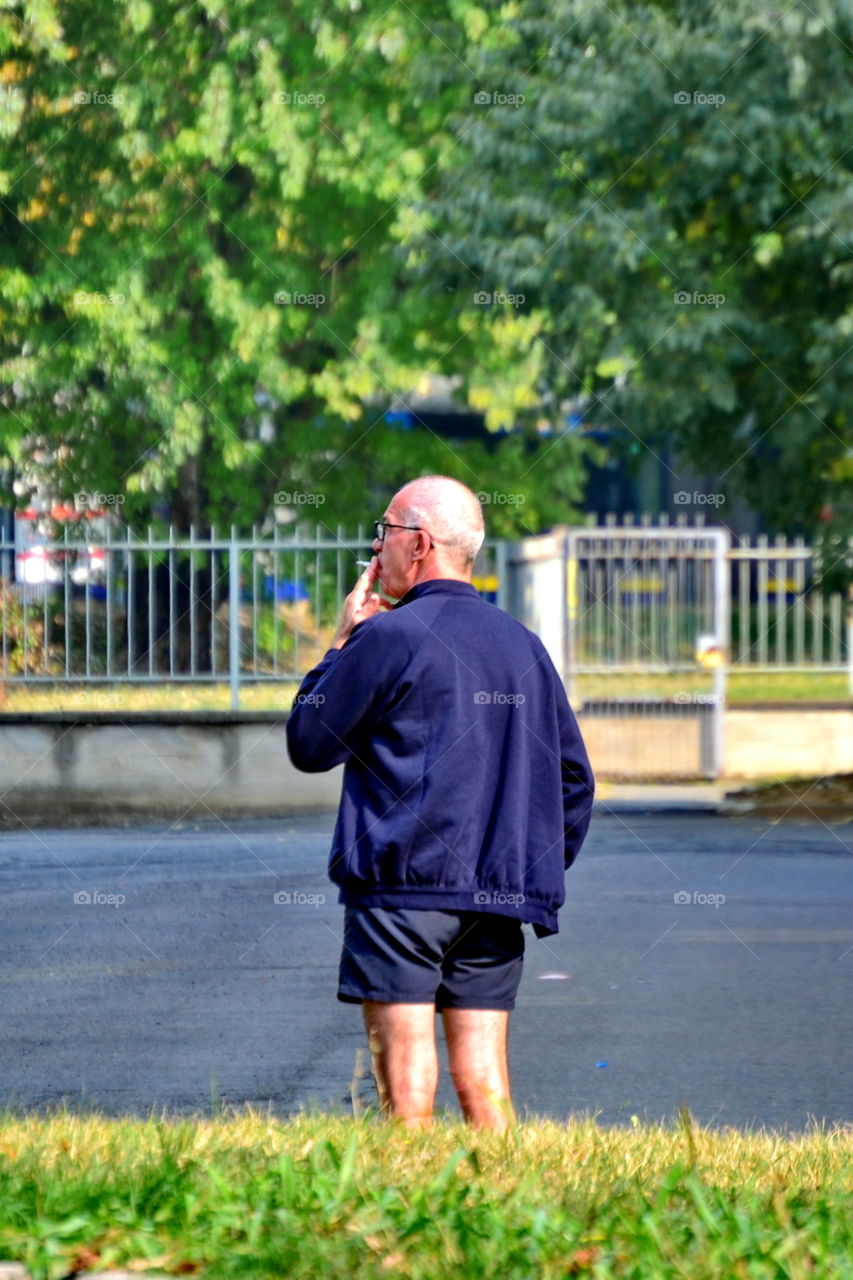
392, 476, 485, 572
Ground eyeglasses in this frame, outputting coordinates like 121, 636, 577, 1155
373, 520, 433, 545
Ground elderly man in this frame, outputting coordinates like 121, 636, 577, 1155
286, 476, 593, 1129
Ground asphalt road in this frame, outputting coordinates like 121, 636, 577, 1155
1, 812, 851, 1132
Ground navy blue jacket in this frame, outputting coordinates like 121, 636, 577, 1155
286, 579, 594, 935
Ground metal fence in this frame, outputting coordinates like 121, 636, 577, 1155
1, 521, 849, 714
729, 536, 849, 668
569, 515, 851, 672
0, 525, 507, 706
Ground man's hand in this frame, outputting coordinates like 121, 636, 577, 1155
330, 557, 392, 649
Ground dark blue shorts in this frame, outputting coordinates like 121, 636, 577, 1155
338, 906, 526, 1011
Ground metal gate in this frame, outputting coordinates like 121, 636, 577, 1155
565, 527, 730, 781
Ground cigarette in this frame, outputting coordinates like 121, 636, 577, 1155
355, 559, 372, 567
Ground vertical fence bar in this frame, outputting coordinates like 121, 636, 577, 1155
314, 527, 322, 666
812, 590, 823, 665
210, 527, 218, 677
105, 526, 114, 678
147, 528, 155, 677
564, 531, 576, 703
167, 527, 176, 679
84, 539, 92, 678
712, 529, 729, 778
229, 527, 240, 711
829, 594, 842, 666
738, 539, 750, 663
0, 537, 7, 676
188, 526, 197, 677
293, 525, 301, 675
126, 527, 134, 676
251, 526, 259, 680
793, 540, 805, 665
495, 538, 508, 614
272, 536, 281, 676
774, 536, 785, 666
756, 535, 768, 665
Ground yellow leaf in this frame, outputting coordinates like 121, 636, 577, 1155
1, 61, 25, 84
21, 197, 49, 220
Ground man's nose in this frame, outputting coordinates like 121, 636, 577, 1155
371, 533, 382, 551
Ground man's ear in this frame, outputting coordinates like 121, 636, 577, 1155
412, 531, 431, 561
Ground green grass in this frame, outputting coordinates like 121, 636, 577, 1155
574, 671, 850, 704
0, 682, 304, 714
1, 671, 849, 713
0, 1110, 851, 1278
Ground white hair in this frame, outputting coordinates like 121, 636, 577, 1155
394, 475, 485, 568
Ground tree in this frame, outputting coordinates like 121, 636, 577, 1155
1, 0, 593, 538
411, 0, 852, 545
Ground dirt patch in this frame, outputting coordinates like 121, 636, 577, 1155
724, 773, 853, 819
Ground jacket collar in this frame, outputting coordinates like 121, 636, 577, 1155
395, 579, 479, 607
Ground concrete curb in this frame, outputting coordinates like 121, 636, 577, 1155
594, 784, 726, 813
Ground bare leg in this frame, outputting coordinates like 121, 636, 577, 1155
442, 1008, 515, 1130
362, 1001, 438, 1127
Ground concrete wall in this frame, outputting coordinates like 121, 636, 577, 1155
0, 708, 850, 825
724, 707, 853, 780
0, 714, 342, 825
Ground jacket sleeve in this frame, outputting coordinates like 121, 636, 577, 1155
285, 615, 407, 772
556, 691, 595, 869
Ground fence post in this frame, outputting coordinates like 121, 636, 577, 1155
712, 528, 730, 778
495, 538, 508, 614
229, 527, 241, 712
848, 586, 853, 698
564, 529, 577, 704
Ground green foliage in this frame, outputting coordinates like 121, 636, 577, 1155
0, 584, 60, 675
413, 0, 853, 540
1, 0, 586, 535
3, 0, 850, 548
